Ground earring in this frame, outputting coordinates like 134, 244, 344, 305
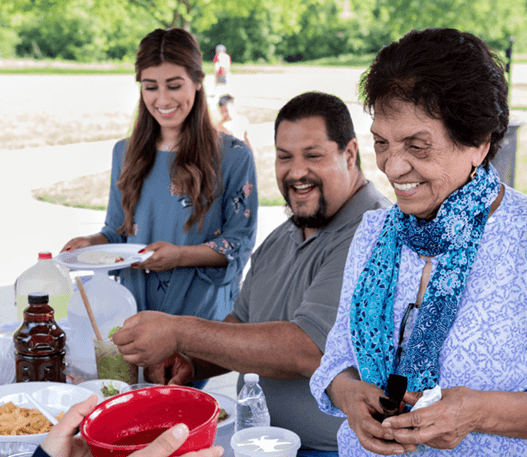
470, 166, 478, 180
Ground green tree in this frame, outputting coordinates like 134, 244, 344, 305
0, 2, 20, 57
369, 0, 527, 51
123, 0, 254, 31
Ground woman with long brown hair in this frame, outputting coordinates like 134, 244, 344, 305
62, 28, 258, 322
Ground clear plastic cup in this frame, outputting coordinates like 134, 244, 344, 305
93, 338, 138, 384
120, 383, 160, 393
231, 427, 301, 457
0, 442, 38, 457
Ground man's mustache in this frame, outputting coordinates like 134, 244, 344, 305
283, 177, 323, 189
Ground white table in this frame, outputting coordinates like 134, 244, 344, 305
214, 423, 235, 457
1, 318, 236, 456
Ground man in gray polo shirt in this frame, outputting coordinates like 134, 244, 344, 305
113, 91, 392, 455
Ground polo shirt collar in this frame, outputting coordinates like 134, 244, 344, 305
285, 180, 375, 245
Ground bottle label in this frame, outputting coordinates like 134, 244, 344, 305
15, 351, 66, 382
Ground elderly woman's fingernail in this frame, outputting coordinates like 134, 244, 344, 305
172, 423, 189, 439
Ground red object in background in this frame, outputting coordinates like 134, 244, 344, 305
81, 386, 220, 457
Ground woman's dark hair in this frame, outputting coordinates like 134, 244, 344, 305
117, 28, 221, 235
275, 91, 361, 169
360, 28, 509, 167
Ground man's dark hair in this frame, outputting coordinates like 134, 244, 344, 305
360, 28, 509, 167
218, 94, 234, 107
275, 91, 361, 169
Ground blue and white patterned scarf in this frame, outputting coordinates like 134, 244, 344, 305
349, 165, 501, 393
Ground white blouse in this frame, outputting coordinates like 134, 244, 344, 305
311, 185, 527, 456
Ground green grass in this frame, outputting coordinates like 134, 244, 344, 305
286, 53, 376, 68
38, 193, 286, 210
0, 66, 134, 75
0, 55, 376, 76
37, 194, 108, 211
3, 52, 527, 75
259, 196, 286, 206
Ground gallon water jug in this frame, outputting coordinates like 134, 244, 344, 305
15, 252, 73, 321
66, 270, 137, 384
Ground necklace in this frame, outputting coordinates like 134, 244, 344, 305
160, 143, 175, 152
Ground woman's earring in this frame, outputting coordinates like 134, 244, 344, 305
470, 166, 478, 180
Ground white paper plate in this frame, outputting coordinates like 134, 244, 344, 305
77, 379, 129, 403
0, 382, 95, 444
53, 244, 153, 271
207, 392, 235, 429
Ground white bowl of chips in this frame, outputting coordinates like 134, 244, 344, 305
0, 382, 94, 445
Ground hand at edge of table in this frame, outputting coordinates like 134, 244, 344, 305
327, 371, 416, 456
144, 353, 195, 386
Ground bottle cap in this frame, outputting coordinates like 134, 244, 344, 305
28, 292, 49, 304
244, 373, 259, 383
38, 252, 53, 260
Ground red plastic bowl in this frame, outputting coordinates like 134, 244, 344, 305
81, 386, 220, 457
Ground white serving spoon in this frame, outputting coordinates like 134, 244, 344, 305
23, 393, 59, 425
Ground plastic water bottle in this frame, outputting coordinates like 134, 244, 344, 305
235, 373, 271, 432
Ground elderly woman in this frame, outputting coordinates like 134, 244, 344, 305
310, 28, 527, 456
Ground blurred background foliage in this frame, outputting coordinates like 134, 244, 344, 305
0, 0, 526, 64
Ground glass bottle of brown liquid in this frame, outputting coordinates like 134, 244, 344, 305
14, 292, 66, 382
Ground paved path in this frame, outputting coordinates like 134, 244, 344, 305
0, 69, 378, 293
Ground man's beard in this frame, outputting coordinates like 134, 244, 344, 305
283, 178, 333, 230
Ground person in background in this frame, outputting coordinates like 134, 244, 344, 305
213, 44, 231, 97
112, 91, 392, 457
310, 28, 527, 456
61, 28, 257, 323
217, 95, 252, 151
33, 395, 224, 457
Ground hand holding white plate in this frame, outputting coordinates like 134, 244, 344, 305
53, 244, 154, 272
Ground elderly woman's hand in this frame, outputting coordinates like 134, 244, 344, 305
327, 370, 416, 455
345, 381, 417, 455
382, 386, 481, 450
40, 395, 224, 457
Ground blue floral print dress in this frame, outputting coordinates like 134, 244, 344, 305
100, 134, 258, 321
